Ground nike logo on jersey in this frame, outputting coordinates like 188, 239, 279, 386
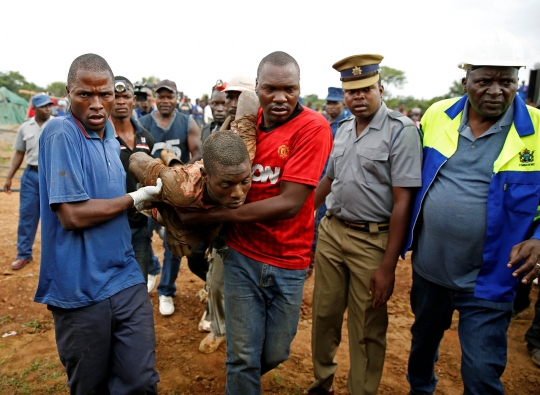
252, 164, 281, 185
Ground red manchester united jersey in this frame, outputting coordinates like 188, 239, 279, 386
227, 105, 333, 270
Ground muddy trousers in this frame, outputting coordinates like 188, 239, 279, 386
207, 246, 226, 336
310, 215, 389, 395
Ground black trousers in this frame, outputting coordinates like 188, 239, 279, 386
526, 287, 540, 351
48, 284, 159, 395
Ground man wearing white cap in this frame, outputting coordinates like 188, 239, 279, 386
404, 29, 540, 394
4, 94, 53, 270
197, 74, 257, 354
308, 54, 422, 395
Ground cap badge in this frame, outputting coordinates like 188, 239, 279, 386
352, 66, 362, 76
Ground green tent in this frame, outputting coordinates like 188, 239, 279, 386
0, 87, 29, 125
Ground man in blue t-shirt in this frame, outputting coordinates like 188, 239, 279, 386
36, 54, 161, 394
139, 79, 202, 316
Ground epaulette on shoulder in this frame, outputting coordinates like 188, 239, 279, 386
338, 115, 354, 126
388, 111, 415, 127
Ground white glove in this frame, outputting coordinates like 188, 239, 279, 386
128, 178, 162, 210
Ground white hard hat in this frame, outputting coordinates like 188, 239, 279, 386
223, 75, 255, 92
458, 29, 525, 70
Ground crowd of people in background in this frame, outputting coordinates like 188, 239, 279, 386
3, 27, 540, 395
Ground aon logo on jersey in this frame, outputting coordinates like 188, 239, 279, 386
252, 164, 281, 185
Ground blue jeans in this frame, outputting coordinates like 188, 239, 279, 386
224, 248, 306, 395
17, 167, 40, 259
146, 221, 181, 296
131, 226, 152, 283
407, 271, 512, 395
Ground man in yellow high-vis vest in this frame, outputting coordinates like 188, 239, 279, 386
404, 29, 540, 395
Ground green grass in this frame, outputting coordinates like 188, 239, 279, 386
0, 357, 67, 394
22, 319, 41, 333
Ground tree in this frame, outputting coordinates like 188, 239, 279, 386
447, 79, 464, 98
46, 81, 67, 98
141, 76, 160, 84
380, 66, 407, 92
0, 71, 44, 99
301, 93, 324, 109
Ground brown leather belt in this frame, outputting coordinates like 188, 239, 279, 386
28, 165, 38, 172
335, 217, 389, 232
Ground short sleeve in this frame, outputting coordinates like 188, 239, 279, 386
40, 128, 89, 206
13, 127, 26, 151
281, 118, 333, 187
390, 125, 423, 187
326, 145, 338, 180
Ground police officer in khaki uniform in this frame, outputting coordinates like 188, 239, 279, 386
308, 54, 422, 395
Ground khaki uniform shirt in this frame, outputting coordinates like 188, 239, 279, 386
13, 116, 53, 166
326, 102, 422, 223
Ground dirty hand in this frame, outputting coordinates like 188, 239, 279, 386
128, 178, 162, 210
369, 267, 395, 308
3, 178, 12, 194
508, 238, 540, 284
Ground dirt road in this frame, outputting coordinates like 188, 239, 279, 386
0, 148, 539, 394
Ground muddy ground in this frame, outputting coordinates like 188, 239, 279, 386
0, 139, 539, 394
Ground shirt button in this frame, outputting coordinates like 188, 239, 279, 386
471, 145, 475, 149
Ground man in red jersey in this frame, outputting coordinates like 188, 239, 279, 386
182, 51, 333, 394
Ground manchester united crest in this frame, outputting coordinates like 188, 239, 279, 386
519, 148, 535, 164
277, 145, 290, 158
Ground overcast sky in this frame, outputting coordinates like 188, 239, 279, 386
2, 0, 539, 101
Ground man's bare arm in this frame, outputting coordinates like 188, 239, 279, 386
55, 180, 162, 231
370, 186, 414, 307
3, 150, 25, 194
187, 119, 202, 163
314, 175, 333, 210
181, 181, 314, 225
56, 196, 135, 231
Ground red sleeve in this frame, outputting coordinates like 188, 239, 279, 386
281, 114, 333, 186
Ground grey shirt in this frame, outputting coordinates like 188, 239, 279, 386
326, 102, 423, 223
13, 116, 53, 166
413, 101, 514, 291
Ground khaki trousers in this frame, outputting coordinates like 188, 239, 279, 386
311, 215, 388, 395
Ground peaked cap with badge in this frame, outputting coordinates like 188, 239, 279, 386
332, 54, 384, 90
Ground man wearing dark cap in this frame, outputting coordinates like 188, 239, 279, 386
194, 75, 257, 354
139, 79, 202, 316
309, 54, 422, 395
325, 87, 347, 136
110, 76, 155, 283
4, 94, 53, 270
405, 29, 540, 395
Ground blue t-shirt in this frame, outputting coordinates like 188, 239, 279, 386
139, 110, 191, 163
35, 113, 144, 308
